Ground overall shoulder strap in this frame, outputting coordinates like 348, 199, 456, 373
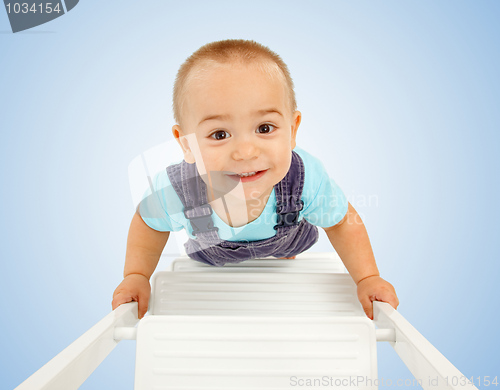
166, 161, 219, 238
273, 151, 306, 229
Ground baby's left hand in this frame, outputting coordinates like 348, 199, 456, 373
356, 275, 399, 320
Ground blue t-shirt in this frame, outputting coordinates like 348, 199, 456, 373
139, 147, 348, 241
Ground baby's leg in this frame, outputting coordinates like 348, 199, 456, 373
281, 256, 296, 259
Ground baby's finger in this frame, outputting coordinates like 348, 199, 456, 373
111, 292, 132, 310
386, 295, 399, 310
137, 291, 150, 319
358, 295, 374, 320
376, 290, 399, 310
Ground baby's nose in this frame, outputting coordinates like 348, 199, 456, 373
231, 139, 260, 160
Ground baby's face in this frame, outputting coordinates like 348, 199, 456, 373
173, 61, 300, 204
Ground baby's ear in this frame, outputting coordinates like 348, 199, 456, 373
290, 111, 301, 149
172, 125, 195, 163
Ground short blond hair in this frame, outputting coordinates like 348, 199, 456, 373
173, 39, 296, 125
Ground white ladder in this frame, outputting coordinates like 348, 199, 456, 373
15, 253, 478, 390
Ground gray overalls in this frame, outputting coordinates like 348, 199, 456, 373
167, 151, 319, 266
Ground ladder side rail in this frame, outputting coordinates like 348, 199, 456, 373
373, 302, 477, 390
15, 302, 139, 390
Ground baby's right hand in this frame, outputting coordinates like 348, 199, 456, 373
112, 274, 151, 319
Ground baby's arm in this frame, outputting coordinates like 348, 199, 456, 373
323, 202, 399, 319
112, 211, 169, 318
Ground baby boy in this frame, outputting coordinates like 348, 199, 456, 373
112, 39, 399, 320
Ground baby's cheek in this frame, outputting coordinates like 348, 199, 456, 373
208, 153, 229, 171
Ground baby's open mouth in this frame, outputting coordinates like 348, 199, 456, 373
225, 169, 268, 181
237, 171, 258, 177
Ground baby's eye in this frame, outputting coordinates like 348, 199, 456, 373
210, 130, 230, 140
256, 124, 276, 134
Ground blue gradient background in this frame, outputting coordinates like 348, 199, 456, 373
1, 1, 499, 389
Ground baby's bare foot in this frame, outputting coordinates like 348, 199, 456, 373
281, 256, 296, 259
